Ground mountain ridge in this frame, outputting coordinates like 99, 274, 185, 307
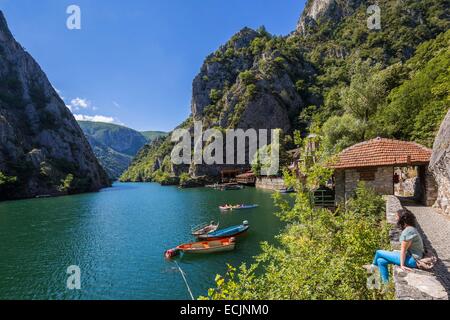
122, 0, 449, 184
78, 121, 167, 179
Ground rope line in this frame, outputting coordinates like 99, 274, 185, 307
174, 261, 195, 300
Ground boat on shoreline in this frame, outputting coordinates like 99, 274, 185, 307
165, 237, 236, 258
197, 221, 249, 241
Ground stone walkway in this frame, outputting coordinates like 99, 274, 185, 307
403, 200, 450, 292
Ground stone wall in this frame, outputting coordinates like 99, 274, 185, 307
335, 170, 345, 203
335, 166, 394, 203
430, 110, 450, 215
255, 177, 286, 191
394, 167, 417, 197
385, 196, 448, 300
425, 167, 439, 207
433, 173, 450, 214
416, 166, 439, 206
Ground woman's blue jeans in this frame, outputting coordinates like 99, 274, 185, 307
373, 250, 417, 283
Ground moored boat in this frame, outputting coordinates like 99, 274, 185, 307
197, 221, 249, 241
219, 204, 259, 211
191, 221, 219, 236
165, 237, 236, 258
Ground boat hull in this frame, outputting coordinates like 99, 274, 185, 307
181, 243, 236, 254
177, 238, 236, 254
220, 205, 258, 211
197, 225, 249, 241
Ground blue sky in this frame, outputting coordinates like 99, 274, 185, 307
0, 0, 306, 131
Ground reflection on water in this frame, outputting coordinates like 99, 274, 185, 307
0, 183, 284, 300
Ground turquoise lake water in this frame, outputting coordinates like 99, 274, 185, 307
0, 183, 284, 300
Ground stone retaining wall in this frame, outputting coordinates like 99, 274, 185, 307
255, 177, 286, 191
385, 196, 448, 300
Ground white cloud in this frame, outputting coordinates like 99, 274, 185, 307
112, 101, 121, 109
74, 114, 118, 124
70, 98, 90, 109
65, 95, 123, 125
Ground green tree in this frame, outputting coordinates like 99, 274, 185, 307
373, 30, 450, 146
339, 60, 386, 123
321, 114, 367, 154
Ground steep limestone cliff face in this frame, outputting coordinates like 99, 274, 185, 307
430, 110, 450, 215
192, 28, 259, 118
0, 11, 109, 199
186, 27, 314, 177
296, 0, 363, 35
192, 28, 309, 132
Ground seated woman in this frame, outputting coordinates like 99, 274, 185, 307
370, 209, 424, 283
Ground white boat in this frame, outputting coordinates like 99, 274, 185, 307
191, 221, 219, 236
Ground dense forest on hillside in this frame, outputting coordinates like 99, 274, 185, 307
122, 0, 449, 184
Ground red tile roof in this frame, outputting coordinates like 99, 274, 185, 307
331, 138, 432, 169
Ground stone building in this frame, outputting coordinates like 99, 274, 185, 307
332, 138, 437, 206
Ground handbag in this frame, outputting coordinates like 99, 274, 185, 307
413, 250, 438, 271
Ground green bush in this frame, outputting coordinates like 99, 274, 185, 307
239, 71, 256, 85
0, 171, 17, 186
203, 182, 392, 300
179, 172, 190, 185
58, 174, 74, 193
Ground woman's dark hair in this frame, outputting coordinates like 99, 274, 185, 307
397, 209, 417, 230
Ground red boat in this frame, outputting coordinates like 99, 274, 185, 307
165, 237, 236, 258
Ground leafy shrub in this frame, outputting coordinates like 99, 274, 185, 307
179, 172, 190, 185
58, 174, 74, 193
239, 71, 256, 85
203, 183, 392, 300
209, 89, 222, 104
0, 171, 17, 186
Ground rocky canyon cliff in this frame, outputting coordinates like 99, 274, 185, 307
430, 110, 450, 215
0, 11, 109, 200
122, 0, 449, 184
